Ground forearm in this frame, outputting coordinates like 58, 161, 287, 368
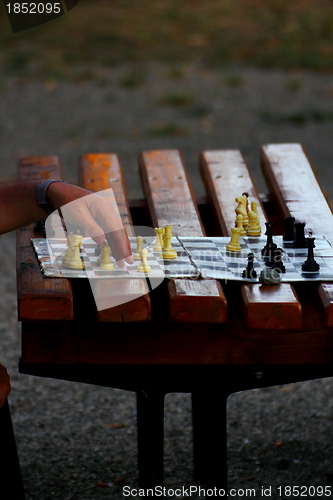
0, 181, 47, 234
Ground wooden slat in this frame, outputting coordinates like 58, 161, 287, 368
318, 284, 333, 328
200, 150, 302, 330
261, 143, 333, 328
241, 284, 301, 330
79, 153, 133, 233
17, 157, 74, 320
21, 318, 333, 365
139, 150, 227, 323
261, 144, 333, 242
79, 153, 151, 322
200, 150, 266, 235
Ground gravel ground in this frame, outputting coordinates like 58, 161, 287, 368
2, 65, 333, 499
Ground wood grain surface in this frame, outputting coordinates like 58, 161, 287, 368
241, 284, 302, 330
16, 157, 74, 321
139, 150, 227, 323
261, 143, 333, 327
21, 318, 333, 365
79, 153, 150, 322
200, 150, 302, 330
200, 150, 266, 235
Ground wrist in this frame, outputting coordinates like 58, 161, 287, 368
37, 179, 68, 214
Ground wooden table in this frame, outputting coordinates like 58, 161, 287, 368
16, 145, 333, 489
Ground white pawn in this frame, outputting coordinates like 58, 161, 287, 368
226, 227, 242, 252
134, 236, 143, 260
247, 211, 261, 237
97, 240, 106, 264
62, 232, 74, 265
162, 225, 177, 259
153, 228, 163, 252
235, 214, 247, 236
250, 201, 261, 232
137, 248, 151, 273
99, 243, 114, 270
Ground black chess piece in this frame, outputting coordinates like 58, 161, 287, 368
301, 237, 320, 272
283, 216, 295, 243
293, 222, 307, 248
266, 247, 286, 273
261, 222, 277, 257
94, 244, 101, 256
33, 219, 46, 235
242, 253, 257, 279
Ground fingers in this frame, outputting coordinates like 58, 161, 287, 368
48, 188, 134, 267
105, 228, 134, 267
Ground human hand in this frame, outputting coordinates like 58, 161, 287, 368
0, 364, 11, 409
47, 183, 133, 267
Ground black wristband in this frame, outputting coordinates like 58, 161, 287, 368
37, 179, 68, 214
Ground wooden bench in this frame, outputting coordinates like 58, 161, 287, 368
16, 144, 333, 489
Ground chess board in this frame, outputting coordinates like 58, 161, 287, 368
32, 235, 333, 282
32, 236, 199, 280
178, 235, 333, 282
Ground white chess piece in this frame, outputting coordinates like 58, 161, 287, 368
235, 195, 249, 228
99, 243, 114, 270
134, 236, 144, 260
66, 232, 85, 269
250, 201, 261, 233
153, 228, 163, 252
247, 210, 261, 237
235, 214, 247, 236
62, 232, 74, 265
162, 225, 177, 259
137, 248, 151, 272
226, 227, 241, 252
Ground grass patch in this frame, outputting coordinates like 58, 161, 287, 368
2, 0, 333, 76
286, 79, 304, 91
96, 128, 114, 140
147, 122, 188, 137
260, 109, 333, 125
184, 104, 211, 118
168, 66, 187, 79
224, 74, 245, 87
117, 69, 146, 88
157, 91, 196, 107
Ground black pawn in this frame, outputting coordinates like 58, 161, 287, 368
261, 222, 277, 258
94, 244, 101, 256
242, 253, 257, 279
283, 216, 295, 242
293, 222, 307, 248
302, 237, 320, 272
266, 247, 286, 273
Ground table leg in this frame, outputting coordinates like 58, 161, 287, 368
0, 400, 25, 500
192, 389, 229, 489
136, 390, 165, 488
